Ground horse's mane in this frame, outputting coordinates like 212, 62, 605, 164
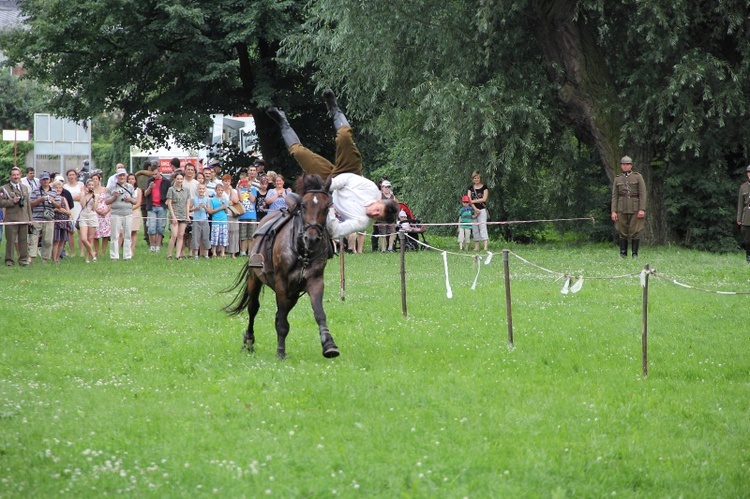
294, 173, 326, 195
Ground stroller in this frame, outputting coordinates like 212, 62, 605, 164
394, 202, 427, 251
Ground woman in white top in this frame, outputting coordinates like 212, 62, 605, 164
63, 168, 84, 256
127, 173, 143, 256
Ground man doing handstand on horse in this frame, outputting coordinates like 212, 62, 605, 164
267, 90, 399, 239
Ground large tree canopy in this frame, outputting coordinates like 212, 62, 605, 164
0, 0, 336, 177
3, 0, 750, 249
289, 0, 750, 249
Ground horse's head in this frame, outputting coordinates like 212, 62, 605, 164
295, 174, 332, 252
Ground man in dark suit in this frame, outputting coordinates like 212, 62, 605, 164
0, 167, 32, 266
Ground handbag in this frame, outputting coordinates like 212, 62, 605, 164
228, 202, 245, 217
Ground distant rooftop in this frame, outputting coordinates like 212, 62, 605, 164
0, 0, 21, 30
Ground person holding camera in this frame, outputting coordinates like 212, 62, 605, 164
0, 167, 32, 266
28, 172, 62, 264
106, 167, 137, 261
78, 179, 98, 262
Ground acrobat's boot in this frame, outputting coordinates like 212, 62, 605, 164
619, 238, 628, 258
266, 107, 300, 148
631, 239, 640, 259
323, 89, 350, 130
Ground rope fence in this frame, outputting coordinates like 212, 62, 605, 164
388, 231, 750, 379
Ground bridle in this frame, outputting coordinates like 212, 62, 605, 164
299, 189, 331, 241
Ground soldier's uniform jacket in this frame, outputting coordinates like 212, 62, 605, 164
736, 181, 750, 226
611, 171, 647, 214
0, 182, 32, 223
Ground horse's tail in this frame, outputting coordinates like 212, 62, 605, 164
223, 262, 252, 316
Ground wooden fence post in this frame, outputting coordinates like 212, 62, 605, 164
399, 230, 407, 317
642, 264, 649, 379
503, 249, 514, 346
339, 238, 346, 301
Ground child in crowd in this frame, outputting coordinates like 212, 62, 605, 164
188, 183, 211, 258
458, 195, 474, 251
207, 183, 229, 258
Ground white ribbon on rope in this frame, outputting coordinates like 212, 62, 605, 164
442, 251, 453, 299
471, 255, 482, 290
484, 251, 493, 265
561, 276, 584, 294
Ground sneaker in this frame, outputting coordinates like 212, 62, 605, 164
240, 252, 247, 257
193, 255, 199, 260
149, 246, 155, 252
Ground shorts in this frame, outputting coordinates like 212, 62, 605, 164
211, 224, 228, 247
378, 222, 396, 235
190, 220, 210, 250
78, 210, 98, 228
239, 219, 257, 240
147, 206, 167, 235
458, 228, 472, 243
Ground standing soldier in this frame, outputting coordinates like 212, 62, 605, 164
0, 167, 33, 266
611, 155, 647, 258
736, 165, 750, 262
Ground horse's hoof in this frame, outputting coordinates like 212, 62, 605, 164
277, 352, 287, 360
243, 341, 255, 353
323, 346, 340, 358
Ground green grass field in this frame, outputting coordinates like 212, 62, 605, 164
1, 235, 749, 496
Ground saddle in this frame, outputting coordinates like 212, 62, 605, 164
248, 193, 303, 268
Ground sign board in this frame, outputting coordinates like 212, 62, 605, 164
34, 115, 91, 155
2, 130, 30, 141
158, 157, 198, 174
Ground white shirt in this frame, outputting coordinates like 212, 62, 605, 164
21, 177, 38, 192
326, 173, 381, 238
183, 178, 200, 197
106, 174, 118, 190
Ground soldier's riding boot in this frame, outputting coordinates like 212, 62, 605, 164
619, 238, 628, 258
323, 89, 350, 130
631, 239, 640, 259
746, 249, 750, 263
266, 107, 301, 148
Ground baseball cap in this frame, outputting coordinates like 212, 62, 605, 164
461, 196, 470, 202
116, 168, 127, 175
39, 172, 51, 180
381, 180, 391, 187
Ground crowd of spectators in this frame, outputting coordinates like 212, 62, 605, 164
2, 160, 487, 265
1, 160, 270, 264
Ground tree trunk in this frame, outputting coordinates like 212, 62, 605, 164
532, 0, 669, 244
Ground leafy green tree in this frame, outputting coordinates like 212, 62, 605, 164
289, 0, 750, 249
0, 72, 49, 178
0, 0, 336, 181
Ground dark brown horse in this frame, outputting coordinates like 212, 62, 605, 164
225, 173, 339, 359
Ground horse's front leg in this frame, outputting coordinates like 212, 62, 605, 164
244, 273, 263, 353
308, 278, 339, 358
274, 288, 299, 360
